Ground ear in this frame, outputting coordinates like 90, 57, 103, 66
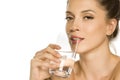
106, 19, 117, 36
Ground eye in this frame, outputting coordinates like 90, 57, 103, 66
65, 16, 73, 21
83, 16, 94, 20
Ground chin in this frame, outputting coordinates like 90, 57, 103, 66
75, 47, 91, 55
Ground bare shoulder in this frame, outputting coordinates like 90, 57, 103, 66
112, 56, 120, 80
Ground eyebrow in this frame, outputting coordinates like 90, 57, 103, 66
81, 9, 96, 14
66, 9, 96, 15
66, 11, 75, 17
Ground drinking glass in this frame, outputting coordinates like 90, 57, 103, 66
49, 32, 78, 78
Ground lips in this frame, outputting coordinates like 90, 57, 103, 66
70, 35, 84, 44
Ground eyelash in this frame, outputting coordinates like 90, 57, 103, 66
65, 17, 73, 21
83, 16, 94, 20
65, 16, 94, 21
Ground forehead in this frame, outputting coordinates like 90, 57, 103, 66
67, 0, 104, 13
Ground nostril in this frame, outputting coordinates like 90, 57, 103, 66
76, 29, 79, 31
70, 29, 79, 32
70, 29, 74, 32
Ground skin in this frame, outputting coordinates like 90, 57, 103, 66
65, 0, 120, 80
30, 0, 120, 80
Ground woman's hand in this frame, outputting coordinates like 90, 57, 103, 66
30, 44, 61, 80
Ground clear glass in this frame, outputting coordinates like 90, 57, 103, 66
49, 51, 75, 78
49, 32, 78, 78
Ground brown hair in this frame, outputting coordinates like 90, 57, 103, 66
67, 0, 120, 40
98, 0, 120, 40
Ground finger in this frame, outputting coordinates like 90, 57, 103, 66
35, 52, 61, 63
35, 49, 45, 57
31, 58, 49, 69
35, 44, 61, 57
31, 58, 42, 68
46, 46, 61, 57
48, 44, 61, 50
43, 53, 61, 63
31, 58, 59, 70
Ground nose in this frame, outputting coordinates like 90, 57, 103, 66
69, 21, 80, 32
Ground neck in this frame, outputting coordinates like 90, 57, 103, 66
79, 39, 115, 80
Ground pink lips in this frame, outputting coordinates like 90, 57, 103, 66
70, 35, 84, 44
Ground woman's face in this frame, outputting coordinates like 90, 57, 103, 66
66, 0, 110, 54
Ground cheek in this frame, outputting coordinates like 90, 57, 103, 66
66, 23, 72, 33
83, 22, 107, 40
66, 25, 69, 34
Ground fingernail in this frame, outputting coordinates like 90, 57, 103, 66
56, 59, 61, 63
57, 53, 61, 57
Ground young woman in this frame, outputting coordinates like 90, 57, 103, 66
30, 0, 120, 80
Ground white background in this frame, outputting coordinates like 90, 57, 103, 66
0, 0, 119, 80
